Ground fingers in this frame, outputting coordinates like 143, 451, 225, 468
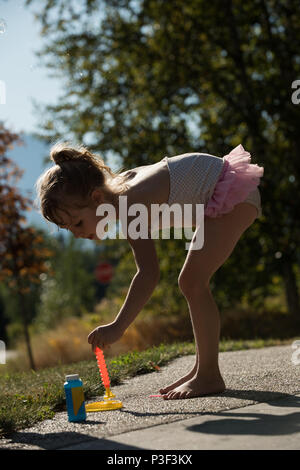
87, 331, 95, 344
91, 336, 102, 352
88, 329, 101, 348
87, 328, 112, 353
87, 330, 98, 352
90, 338, 98, 353
87, 331, 106, 353
91, 343, 108, 353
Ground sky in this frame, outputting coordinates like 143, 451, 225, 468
0, 0, 62, 134
0, 0, 109, 246
0, 0, 65, 234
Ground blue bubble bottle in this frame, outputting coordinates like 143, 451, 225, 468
64, 374, 86, 422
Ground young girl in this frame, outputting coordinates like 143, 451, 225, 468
36, 142, 264, 400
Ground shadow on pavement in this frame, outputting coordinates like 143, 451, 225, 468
220, 388, 300, 403
186, 392, 300, 437
2, 430, 143, 450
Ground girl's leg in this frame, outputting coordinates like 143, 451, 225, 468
163, 202, 258, 400
159, 356, 199, 395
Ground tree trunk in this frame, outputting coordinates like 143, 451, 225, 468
0, 297, 8, 343
18, 292, 36, 370
281, 259, 300, 321
23, 318, 36, 371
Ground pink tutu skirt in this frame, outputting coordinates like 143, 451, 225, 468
205, 144, 264, 218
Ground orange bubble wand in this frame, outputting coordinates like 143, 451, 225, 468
95, 346, 114, 400
85, 347, 123, 412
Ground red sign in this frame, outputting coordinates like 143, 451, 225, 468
95, 262, 113, 284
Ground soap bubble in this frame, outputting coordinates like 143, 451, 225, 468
0, 19, 7, 34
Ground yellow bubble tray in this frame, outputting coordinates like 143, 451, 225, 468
85, 399, 123, 412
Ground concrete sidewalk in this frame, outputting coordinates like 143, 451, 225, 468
61, 393, 300, 450
1, 345, 299, 450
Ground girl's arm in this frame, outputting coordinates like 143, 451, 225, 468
115, 233, 160, 332
88, 233, 160, 349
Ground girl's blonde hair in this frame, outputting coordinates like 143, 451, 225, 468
35, 142, 129, 226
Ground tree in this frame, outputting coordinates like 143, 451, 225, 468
35, 234, 97, 329
0, 124, 52, 369
26, 0, 300, 320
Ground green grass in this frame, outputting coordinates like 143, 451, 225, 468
0, 338, 291, 437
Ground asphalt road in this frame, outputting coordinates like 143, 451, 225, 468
1, 344, 299, 450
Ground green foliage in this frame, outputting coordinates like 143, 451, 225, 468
25, 0, 300, 318
34, 235, 97, 330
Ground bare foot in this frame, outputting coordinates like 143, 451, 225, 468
163, 374, 225, 400
159, 360, 198, 395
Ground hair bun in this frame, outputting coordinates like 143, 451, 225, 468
50, 142, 82, 165
49, 142, 115, 180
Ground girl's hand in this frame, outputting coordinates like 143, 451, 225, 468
87, 322, 123, 352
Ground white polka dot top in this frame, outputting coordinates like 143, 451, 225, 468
162, 152, 225, 208
150, 152, 225, 234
